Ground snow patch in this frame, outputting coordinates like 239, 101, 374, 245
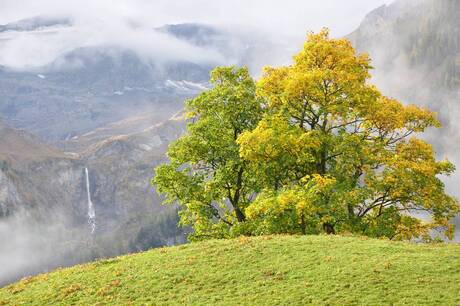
139, 135, 162, 151
139, 144, 152, 151
165, 80, 208, 92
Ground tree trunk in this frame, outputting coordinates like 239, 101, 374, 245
232, 165, 246, 222
300, 213, 306, 235
323, 223, 335, 234
235, 207, 246, 222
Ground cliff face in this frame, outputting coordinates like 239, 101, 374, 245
347, 0, 460, 156
348, 0, 459, 100
80, 113, 186, 239
0, 115, 186, 285
0, 159, 85, 219
0, 121, 83, 218
0, 112, 185, 229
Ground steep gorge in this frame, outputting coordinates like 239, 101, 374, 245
0, 115, 186, 285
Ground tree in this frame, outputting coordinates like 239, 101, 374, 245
238, 29, 458, 240
154, 29, 458, 241
153, 67, 263, 240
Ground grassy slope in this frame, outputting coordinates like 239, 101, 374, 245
1, 235, 460, 305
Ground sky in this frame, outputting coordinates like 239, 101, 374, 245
1, 0, 394, 37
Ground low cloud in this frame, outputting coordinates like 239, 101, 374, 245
0, 0, 393, 70
0, 18, 226, 70
0, 208, 93, 286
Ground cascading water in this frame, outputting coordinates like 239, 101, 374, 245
85, 167, 96, 234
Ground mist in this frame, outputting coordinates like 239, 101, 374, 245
0, 208, 95, 286
0, 0, 393, 71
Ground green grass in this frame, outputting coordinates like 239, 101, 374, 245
1, 235, 460, 305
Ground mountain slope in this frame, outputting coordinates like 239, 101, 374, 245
0, 16, 72, 33
0, 120, 80, 216
0, 19, 287, 143
349, 0, 459, 93
0, 120, 66, 161
1, 235, 460, 305
348, 0, 460, 154
0, 20, 213, 143
0, 116, 186, 286
0, 49, 193, 143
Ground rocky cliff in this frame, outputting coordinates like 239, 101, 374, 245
0, 114, 186, 285
348, 0, 459, 115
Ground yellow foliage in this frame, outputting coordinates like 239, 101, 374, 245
238, 28, 458, 239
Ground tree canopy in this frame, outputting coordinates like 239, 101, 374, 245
153, 29, 458, 241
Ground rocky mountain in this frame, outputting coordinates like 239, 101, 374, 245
0, 113, 181, 222
0, 16, 72, 33
0, 48, 203, 142
348, 0, 459, 143
0, 120, 79, 217
80, 112, 186, 240
0, 113, 187, 285
349, 0, 459, 93
0, 18, 218, 143
0, 19, 288, 144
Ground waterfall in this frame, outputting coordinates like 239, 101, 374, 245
85, 167, 96, 234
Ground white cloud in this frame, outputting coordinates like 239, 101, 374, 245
0, 0, 394, 70
0, 0, 394, 36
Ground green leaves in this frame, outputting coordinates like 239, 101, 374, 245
245, 174, 338, 235
153, 66, 263, 240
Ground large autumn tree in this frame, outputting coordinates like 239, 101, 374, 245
154, 29, 458, 241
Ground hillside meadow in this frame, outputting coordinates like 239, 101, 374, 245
1, 235, 460, 305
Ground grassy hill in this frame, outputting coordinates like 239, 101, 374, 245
1, 235, 460, 305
